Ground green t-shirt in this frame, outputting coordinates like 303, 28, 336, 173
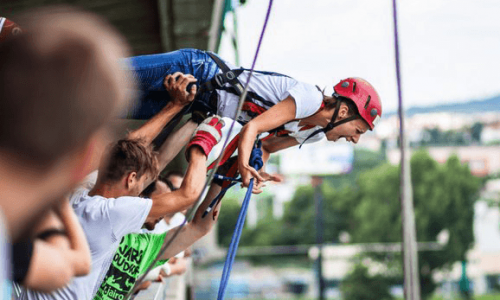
93, 232, 169, 300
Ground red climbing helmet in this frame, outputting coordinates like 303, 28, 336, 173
0, 17, 23, 43
333, 78, 382, 130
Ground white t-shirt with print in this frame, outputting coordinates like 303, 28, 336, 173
216, 62, 325, 144
19, 172, 152, 300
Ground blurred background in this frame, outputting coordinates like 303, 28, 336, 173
3, 0, 500, 299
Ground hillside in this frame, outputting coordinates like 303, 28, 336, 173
387, 94, 500, 116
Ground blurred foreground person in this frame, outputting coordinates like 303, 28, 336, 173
13, 199, 91, 292
0, 6, 132, 242
0, 5, 132, 296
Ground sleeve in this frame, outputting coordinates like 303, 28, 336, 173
290, 127, 325, 144
108, 197, 153, 239
12, 239, 34, 283
286, 82, 323, 119
137, 232, 170, 276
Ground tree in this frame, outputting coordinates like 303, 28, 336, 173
349, 150, 481, 299
341, 262, 394, 300
470, 122, 483, 143
217, 196, 243, 247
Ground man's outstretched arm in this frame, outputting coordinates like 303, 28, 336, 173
146, 116, 224, 220
155, 120, 198, 172
157, 182, 223, 260
127, 72, 197, 145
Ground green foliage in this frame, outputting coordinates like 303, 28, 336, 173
216, 148, 482, 299
349, 150, 481, 298
341, 263, 394, 300
217, 196, 242, 247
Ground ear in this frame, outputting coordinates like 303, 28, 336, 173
336, 104, 350, 120
125, 172, 138, 190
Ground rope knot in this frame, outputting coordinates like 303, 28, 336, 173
249, 141, 263, 171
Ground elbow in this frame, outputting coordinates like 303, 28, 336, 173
262, 143, 276, 154
180, 189, 200, 207
74, 256, 91, 276
241, 121, 260, 135
27, 267, 73, 293
192, 220, 214, 238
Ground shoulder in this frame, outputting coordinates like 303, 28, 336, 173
108, 196, 153, 215
286, 82, 323, 119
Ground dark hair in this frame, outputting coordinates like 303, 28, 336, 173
141, 176, 176, 198
164, 170, 184, 179
99, 139, 159, 184
324, 96, 359, 117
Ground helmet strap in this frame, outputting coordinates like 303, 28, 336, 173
299, 100, 359, 148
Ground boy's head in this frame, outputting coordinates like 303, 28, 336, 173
140, 177, 176, 230
321, 78, 382, 144
98, 139, 159, 196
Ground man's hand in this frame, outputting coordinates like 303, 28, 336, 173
164, 72, 197, 107
185, 116, 225, 161
248, 171, 282, 194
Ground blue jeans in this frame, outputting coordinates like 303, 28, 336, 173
124, 48, 220, 119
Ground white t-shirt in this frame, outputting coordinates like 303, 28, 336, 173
19, 173, 152, 300
216, 63, 325, 144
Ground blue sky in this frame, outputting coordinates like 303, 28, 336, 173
219, 0, 500, 113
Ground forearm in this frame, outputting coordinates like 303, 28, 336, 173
158, 184, 222, 261
56, 202, 91, 275
23, 241, 74, 292
127, 102, 185, 145
191, 183, 222, 233
176, 147, 207, 204
238, 122, 259, 170
150, 147, 207, 217
157, 120, 198, 170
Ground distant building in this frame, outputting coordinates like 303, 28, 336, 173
481, 122, 500, 144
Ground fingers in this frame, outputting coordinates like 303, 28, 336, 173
252, 181, 267, 194
240, 166, 265, 189
248, 167, 265, 183
163, 73, 197, 90
269, 174, 283, 183
178, 76, 197, 91
188, 84, 197, 99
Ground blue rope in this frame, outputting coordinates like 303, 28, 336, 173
217, 143, 263, 300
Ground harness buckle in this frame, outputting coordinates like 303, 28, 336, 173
214, 73, 225, 88
226, 71, 236, 80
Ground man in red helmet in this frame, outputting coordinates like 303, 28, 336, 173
124, 50, 382, 189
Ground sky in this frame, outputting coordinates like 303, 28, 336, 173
219, 0, 500, 114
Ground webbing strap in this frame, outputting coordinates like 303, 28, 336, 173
299, 100, 359, 148
203, 52, 245, 95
